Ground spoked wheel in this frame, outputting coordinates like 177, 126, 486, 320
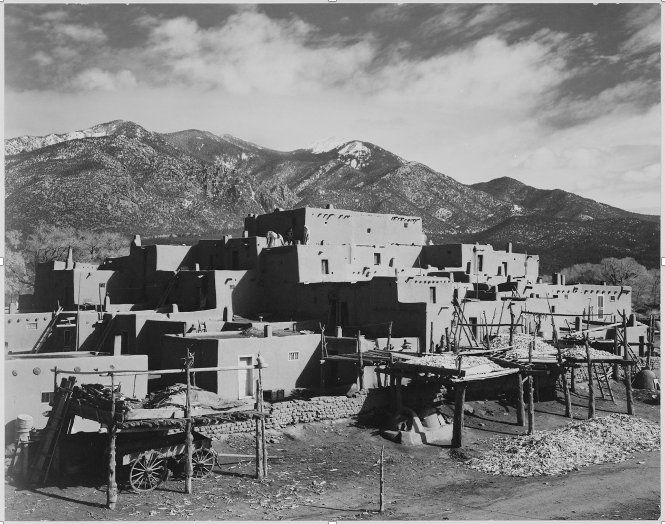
129, 452, 168, 492
192, 448, 217, 478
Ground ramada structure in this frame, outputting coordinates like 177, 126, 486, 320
5, 205, 646, 440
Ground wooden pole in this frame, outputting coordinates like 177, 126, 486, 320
622, 312, 628, 359
395, 375, 403, 410
452, 384, 467, 448
516, 372, 525, 426
379, 445, 385, 513
445, 328, 450, 352
107, 373, 118, 510
259, 364, 267, 477
255, 382, 263, 480
548, 298, 571, 418
585, 337, 595, 419
624, 363, 634, 415
386, 321, 393, 351
570, 367, 576, 393
639, 336, 645, 358
509, 306, 515, 347
357, 331, 364, 391
612, 325, 619, 380
527, 326, 535, 434
184, 351, 193, 494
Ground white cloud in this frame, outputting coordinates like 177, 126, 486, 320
70, 68, 137, 91
31, 51, 53, 66
620, 5, 660, 55
54, 23, 108, 44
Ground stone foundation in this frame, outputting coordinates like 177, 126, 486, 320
200, 389, 391, 438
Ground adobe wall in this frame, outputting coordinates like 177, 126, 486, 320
161, 333, 322, 399
5, 313, 55, 353
5, 353, 148, 441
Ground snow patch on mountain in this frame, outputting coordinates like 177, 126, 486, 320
307, 136, 350, 154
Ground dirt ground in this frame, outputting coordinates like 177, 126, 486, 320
4, 382, 661, 522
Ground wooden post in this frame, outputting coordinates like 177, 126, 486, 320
258, 364, 267, 477
575, 316, 581, 332
445, 328, 450, 352
452, 383, 467, 448
612, 326, 619, 380
585, 337, 595, 419
527, 327, 535, 434
255, 383, 263, 480
516, 372, 525, 426
357, 331, 364, 391
107, 373, 118, 510
624, 364, 634, 415
395, 375, 403, 410
548, 300, 571, 418
319, 359, 326, 395
622, 312, 628, 359
509, 306, 515, 346
379, 445, 385, 512
638, 336, 645, 357
430, 322, 434, 354
184, 351, 193, 494
386, 321, 393, 351
570, 367, 576, 393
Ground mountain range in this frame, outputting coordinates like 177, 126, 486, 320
5, 120, 659, 273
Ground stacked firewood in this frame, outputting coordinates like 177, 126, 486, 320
71, 384, 142, 414
561, 346, 622, 360
490, 334, 558, 359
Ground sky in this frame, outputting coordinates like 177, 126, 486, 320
4, 2, 662, 212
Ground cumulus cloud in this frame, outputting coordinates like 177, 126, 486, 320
70, 68, 137, 91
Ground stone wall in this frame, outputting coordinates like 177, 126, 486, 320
200, 389, 391, 438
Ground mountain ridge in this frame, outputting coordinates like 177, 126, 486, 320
5, 121, 660, 272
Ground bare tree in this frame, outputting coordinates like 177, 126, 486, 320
597, 257, 647, 286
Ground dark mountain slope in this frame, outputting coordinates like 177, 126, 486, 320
471, 176, 659, 223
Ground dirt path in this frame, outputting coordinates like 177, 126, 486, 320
4, 383, 661, 521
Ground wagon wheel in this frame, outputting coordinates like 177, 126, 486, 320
192, 448, 216, 478
129, 452, 168, 492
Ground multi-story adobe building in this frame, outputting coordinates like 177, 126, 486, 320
5, 206, 643, 437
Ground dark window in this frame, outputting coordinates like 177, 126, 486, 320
367, 228, 371, 233
41, 392, 55, 404
497, 266, 502, 276
503, 262, 508, 276
477, 255, 484, 272
404, 223, 408, 228
121, 331, 129, 354
429, 287, 436, 304
63, 330, 71, 348
321, 260, 329, 275
469, 317, 478, 339
466, 262, 471, 274
374, 253, 381, 265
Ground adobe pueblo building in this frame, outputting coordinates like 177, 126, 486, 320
5, 205, 644, 439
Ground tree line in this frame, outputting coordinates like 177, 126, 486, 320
560, 257, 660, 315
5, 224, 129, 304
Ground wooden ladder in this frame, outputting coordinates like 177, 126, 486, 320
592, 363, 616, 403
617, 330, 648, 371
156, 269, 181, 308
30, 307, 63, 354
91, 313, 116, 353
28, 377, 76, 485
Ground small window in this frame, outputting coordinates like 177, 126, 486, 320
404, 223, 408, 228
477, 254, 484, 272
367, 228, 371, 233
610, 295, 616, 302
564, 295, 569, 300
63, 330, 72, 348
429, 287, 436, 304
497, 266, 502, 276
41, 391, 55, 404
374, 253, 381, 265
321, 260, 329, 275
288, 351, 299, 361
27, 322, 38, 330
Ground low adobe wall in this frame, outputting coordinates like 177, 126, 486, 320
200, 389, 390, 437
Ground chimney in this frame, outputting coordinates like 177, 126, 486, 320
326, 204, 335, 209
264, 325, 273, 337
506, 242, 512, 253
561, 274, 566, 285
65, 247, 74, 269
242, 230, 249, 238
131, 234, 141, 247
336, 326, 343, 337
